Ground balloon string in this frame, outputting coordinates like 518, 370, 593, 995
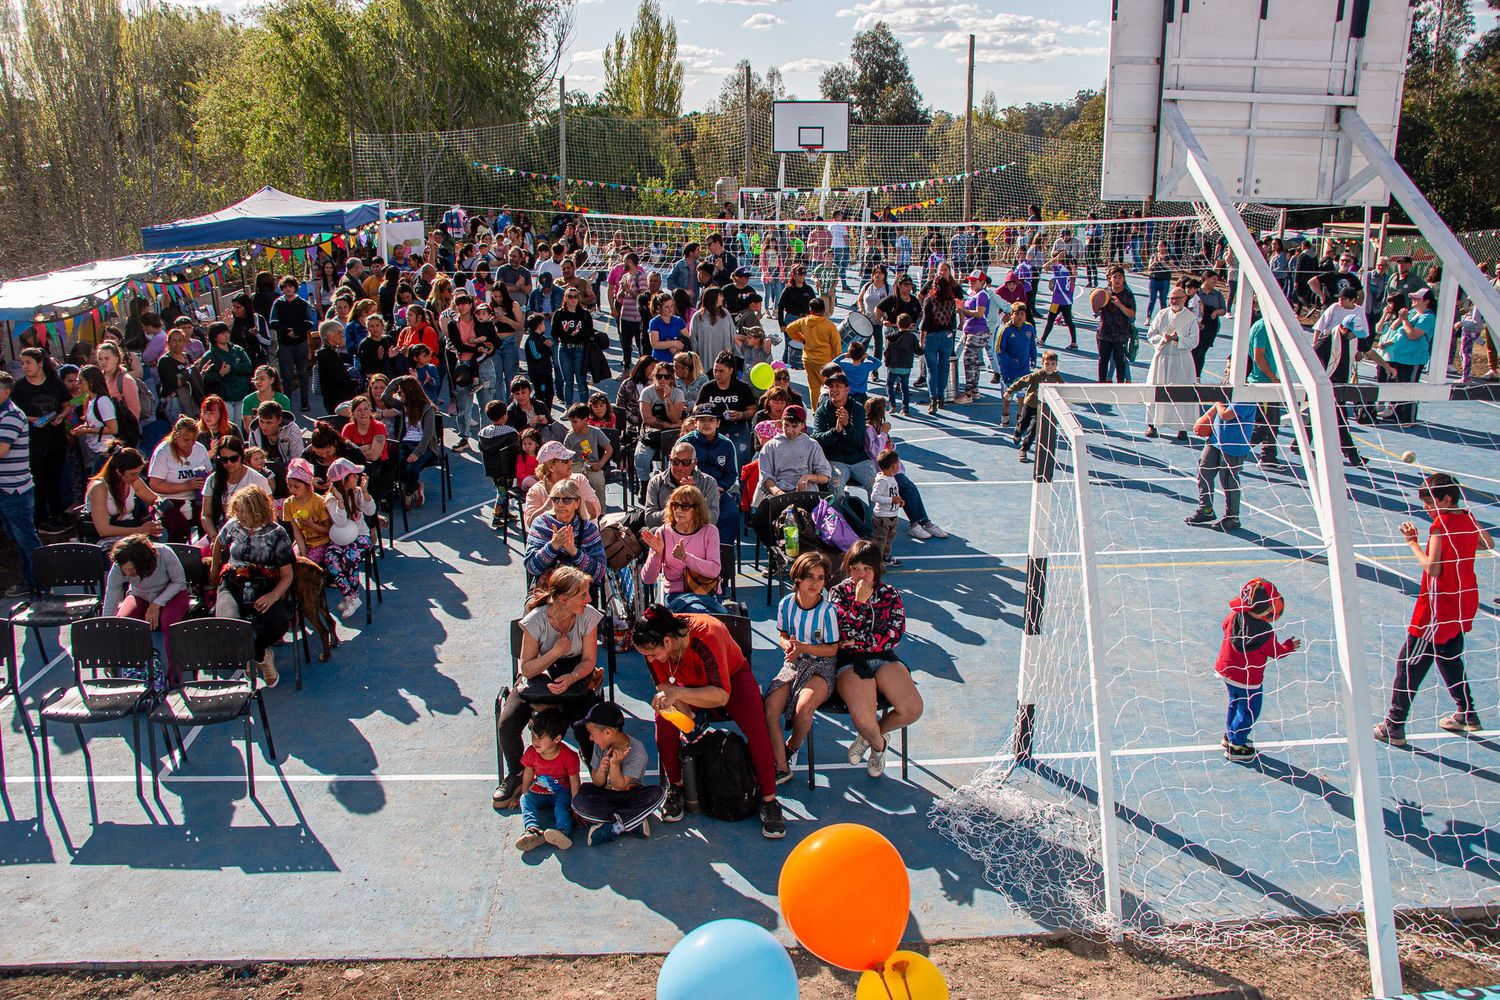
896, 960, 914, 1000
873, 961, 897, 1000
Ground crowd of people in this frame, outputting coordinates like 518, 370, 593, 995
1, 204, 1493, 855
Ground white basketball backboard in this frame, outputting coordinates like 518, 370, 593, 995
1102, 0, 1413, 205
772, 101, 851, 154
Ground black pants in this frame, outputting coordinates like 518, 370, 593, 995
1253, 403, 1282, 460
215, 587, 292, 660
277, 343, 311, 412
1378, 360, 1424, 424
497, 660, 599, 779
1192, 330, 1218, 380
1387, 632, 1473, 726
618, 319, 642, 371
30, 447, 67, 523
1042, 305, 1076, 343
1098, 340, 1131, 383
1014, 406, 1039, 452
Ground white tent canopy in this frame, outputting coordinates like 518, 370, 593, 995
0, 249, 237, 323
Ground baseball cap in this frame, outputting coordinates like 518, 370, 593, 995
732, 266, 752, 278
536, 440, 576, 464
584, 702, 626, 730
968, 270, 987, 282
823, 369, 849, 385
1409, 286, 1433, 302
783, 405, 807, 423
1238, 578, 1285, 619
692, 403, 721, 419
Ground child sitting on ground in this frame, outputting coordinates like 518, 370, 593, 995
1215, 578, 1300, 761
571, 701, 668, 846
1005, 350, 1063, 463
1186, 384, 1257, 533
505, 708, 581, 853
478, 400, 520, 528
834, 341, 881, 403
870, 450, 904, 569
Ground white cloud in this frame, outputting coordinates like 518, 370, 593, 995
833, 0, 1106, 63
780, 57, 835, 74
571, 47, 605, 63
699, 0, 784, 5
677, 43, 727, 73
743, 11, 782, 29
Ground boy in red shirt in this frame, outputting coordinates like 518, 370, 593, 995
505, 709, 581, 852
1215, 578, 1301, 760
1375, 473, 1494, 747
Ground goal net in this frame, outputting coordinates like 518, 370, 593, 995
931, 376, 1500, 969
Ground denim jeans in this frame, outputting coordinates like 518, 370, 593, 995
1224, 684, 1263, 747
830, 459, 877, 500
667, 590, 726, 614
558, 344, 588, 405
895, 472, 927, 525
475, 354, 499, 416
922, 330, 955, 404
833, 247, 851, 287
0, 488, 41, 589
276, 343, 311, 412
1148, 276, 1171, 316
493, 338, 519, 405
520, 787, 574, 837
452, 383, 478, 442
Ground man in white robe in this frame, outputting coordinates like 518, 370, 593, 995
1145, 287, 1201, 439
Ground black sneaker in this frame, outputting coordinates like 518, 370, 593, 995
1224, 744, 1256, 761
760, 799, 786, 839
661, 784, 684, 822
1175, 431, 1189, 442
1215, 516, 1241, 532
1184, 508, 1216, 526
913, 378, 927, 388
1345, 449, 1367, 468
491, 773, 522, 810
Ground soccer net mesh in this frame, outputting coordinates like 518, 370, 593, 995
930, 382, 1500, 971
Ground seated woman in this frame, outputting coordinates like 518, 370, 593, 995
339, 394, 394, 499
522, 440, 602, 528
212, 484, 294, 687
764, 551, 840, 783
640, 485, 723, 614
493, 565, 604, 806
195, 394, 236, 454
82, 447, 174, 546
323, 457, 376, 620
631, 605, 785, 839
102, 533, 189, 687
200, 436, 271, 541
523, 479, 606, 585
305, 420, 367, 491
146, 417, 210, 542
382, 375, 440, 508
829, 541, 924, 778
240, 365, 291, 435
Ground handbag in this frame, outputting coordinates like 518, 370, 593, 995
683, 567, 719, 595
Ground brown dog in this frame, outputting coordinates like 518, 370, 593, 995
293, 557, 339, 661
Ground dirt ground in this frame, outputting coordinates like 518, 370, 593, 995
0, 935, 1495, 1000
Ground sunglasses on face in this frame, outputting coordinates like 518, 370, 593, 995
669, 501, 694, 509
669, 458, 694, 467
219, 454, 242, 464
655, 374, 672, 381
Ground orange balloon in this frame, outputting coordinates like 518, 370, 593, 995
777, 823, 910, 971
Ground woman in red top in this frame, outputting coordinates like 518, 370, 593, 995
341, 395, 389, 463
631, 605, 785, 839
1376, 473, 1494, 746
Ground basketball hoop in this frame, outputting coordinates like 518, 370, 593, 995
800, 144, 822, 165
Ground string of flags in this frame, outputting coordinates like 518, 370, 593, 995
27, 266, 230, 343
889, 196, 945, 216
861, 162, 1015, 194
474, 161, 712, 198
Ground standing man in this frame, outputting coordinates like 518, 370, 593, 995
705, 233, 739, 289
1309, 250, 1364, 307
667, 242, 701, 299
0, 373, 41, 597
268, 276, 314, 413
1192, 269, 1229, 379
829, 212, 852, 291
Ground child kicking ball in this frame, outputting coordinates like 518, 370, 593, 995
1215, 578, 1301, 760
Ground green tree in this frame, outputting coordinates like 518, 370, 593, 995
818, 22, 929, 125
601, 0, 684, 119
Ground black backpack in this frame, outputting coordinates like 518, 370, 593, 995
683, 729, 760, 822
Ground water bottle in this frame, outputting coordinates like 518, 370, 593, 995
783, 521, 800, 556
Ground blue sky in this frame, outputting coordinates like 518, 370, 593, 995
564, 1, 1500, 114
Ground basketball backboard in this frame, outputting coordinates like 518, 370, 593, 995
1102, 0, 1413, 205
772, 101, 851, 154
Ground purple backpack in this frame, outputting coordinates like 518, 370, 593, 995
812, 498, 860, 552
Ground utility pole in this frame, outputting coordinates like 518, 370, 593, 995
743, 63, 753, 189
963, 33, 975, 221
558, 76, 568, 206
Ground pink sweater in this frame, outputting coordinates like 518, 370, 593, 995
642, 523, 722, 594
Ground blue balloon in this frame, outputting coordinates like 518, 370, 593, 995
657, 919, 798, 1000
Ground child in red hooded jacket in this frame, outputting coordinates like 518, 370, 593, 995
1215, 578, 1301, 760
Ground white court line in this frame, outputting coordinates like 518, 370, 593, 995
20, 728, 1495, 785
17, 651, 68, 695
394, 500, 490, 542
891, 539, 1410, 564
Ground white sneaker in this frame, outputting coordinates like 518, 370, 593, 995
338, 594, 362, 620
923, 521, 948, 538
907, 523, 932, 540
258, 651, 279, 689
847, 734, 870, 766
867, 746, 887, 778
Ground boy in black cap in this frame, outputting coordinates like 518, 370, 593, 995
571, 702, 668, 845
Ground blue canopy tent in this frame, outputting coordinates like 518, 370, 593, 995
140, 187, 384, 251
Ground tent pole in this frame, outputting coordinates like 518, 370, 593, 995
377, 200, 389, 263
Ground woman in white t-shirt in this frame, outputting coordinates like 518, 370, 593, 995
147, 417, 211, 541
200, 436, 272, 539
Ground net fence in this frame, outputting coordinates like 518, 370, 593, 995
930, 384, 1500, 973
353, 111, 1232, 224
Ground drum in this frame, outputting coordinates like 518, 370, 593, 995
839, 310, 875, 348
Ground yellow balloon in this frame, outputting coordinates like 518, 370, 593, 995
856, 951, 949, 1000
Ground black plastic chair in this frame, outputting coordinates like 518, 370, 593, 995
749, 491, 822, 605
601, 425, 633, 510
4, 543, 108, 732
153, 618, 276, 796
165, 543, 213, 618
38, 617, 157, 801
431, 412, 454, 514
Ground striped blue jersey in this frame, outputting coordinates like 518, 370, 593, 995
777, 594, 840, 646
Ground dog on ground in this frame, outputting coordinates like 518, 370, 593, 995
293, 557, 339, 661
